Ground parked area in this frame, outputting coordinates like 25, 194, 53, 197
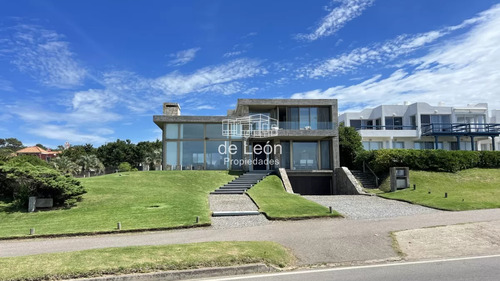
304, 195, 439, 220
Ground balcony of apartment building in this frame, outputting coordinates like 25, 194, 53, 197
349, 116, 419, 138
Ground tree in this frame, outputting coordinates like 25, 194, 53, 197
97, 139, 140, 168
338, 123, 364, 169
146, 149, 162, 170
51, 156, 81, 175
35, 143, 47, 150
0, 138, 24, 157
118, 162, 132, 172
78, 155, 104, 177
3, 138, 24, 150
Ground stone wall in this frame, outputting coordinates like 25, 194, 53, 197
334, 167, 367, 195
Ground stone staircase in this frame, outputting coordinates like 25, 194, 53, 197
350, 170, 378, 189
210, 171, 270, 195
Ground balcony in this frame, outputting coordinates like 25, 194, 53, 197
421, 123, 500, 136
278, 122, 335, 130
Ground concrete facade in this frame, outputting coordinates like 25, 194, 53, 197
153, 98, 341, 194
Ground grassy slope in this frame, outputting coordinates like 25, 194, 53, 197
0, 171, 234, 238
247, 175, 341, 219
0, 241, 294, 281
379, 168, 500, 211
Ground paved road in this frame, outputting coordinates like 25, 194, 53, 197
206, 255, 500, 281
1, 209, 500, 265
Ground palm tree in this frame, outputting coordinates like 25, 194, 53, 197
146, 149, 162, 171
78, 155, 105, 177
52, 156, 81, 175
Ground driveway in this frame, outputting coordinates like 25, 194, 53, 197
304, 195, 439, 220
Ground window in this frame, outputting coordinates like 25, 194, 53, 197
350, 120, 361, 129
317, 107, 330, 129
206, 141, 228, 170
281, 141, 290, 169
231, 141, 243, 170
393, 141, 405, 149
180, 124, 204, 139
292, 142, 318, 170
206, 124, 225, 139
166, 141, 178, 169
320, 140, 331, 169
414, 142, 443, 150
410, 116, 416, 129
166, 124, 179, 139
299, 107, 310, 129
280, 107, 330, 129
180, 141, 204, 170
363, 141, 383, 150
385, 117, 403, 130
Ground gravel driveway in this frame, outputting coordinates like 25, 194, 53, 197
304, 195, 440, 220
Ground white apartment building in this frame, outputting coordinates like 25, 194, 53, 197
339, 102, 500, 151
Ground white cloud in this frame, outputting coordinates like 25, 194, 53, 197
291, 4, 500, 111
296, 0, 374, 41
0, 24, 87, 88
223, 50, 245, 58
168, 47, 200, 66
194, 105, 215, 110
28, 124, 109, 144
153, 58, 266, 96
301, 12, 483, 78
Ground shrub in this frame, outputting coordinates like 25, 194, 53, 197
118, 162, 132, 172
479, 151, 500, 168
0, 163, 86, 208
356, 149, 497, 176
7, 155, 52, 168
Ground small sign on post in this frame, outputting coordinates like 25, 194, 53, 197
390, 167, 410, 192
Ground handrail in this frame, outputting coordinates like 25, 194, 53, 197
362, 161, 379, 187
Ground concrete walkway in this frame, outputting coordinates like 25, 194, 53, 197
209, 194, 271, 229
2, 208, 500, 265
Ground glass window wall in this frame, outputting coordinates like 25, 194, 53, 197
180, 124, 204, 139
180, 141, 204, 170
166, 141, 178, 169
292, 142, 318, 170
320, 140, 331, 169
166, 124, 178, 139
206, 141, 229, 170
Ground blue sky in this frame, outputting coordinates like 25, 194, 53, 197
1, 0, 500, 148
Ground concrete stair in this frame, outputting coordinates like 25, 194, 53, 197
210, 171, 270, 194
350, 170, 378, 189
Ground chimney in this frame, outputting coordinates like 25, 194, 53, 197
163, 103, 181, 116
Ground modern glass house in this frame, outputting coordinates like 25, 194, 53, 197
153, 99, 340, 194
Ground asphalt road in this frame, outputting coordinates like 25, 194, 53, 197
2, 208, 500, 265
207, 255, 500, 281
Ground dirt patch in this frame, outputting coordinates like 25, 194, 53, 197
395, 220, 500, 260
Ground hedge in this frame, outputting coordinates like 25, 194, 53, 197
0, 163, 86, 208
356, 149, 500, 175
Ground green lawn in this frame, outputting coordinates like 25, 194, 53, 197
0, 241, 294, 281
247, 175, 341, 219
378, 168, 500, 211
0, 171, 235, 238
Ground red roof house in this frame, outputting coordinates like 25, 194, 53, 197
16, 146, 61, 161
